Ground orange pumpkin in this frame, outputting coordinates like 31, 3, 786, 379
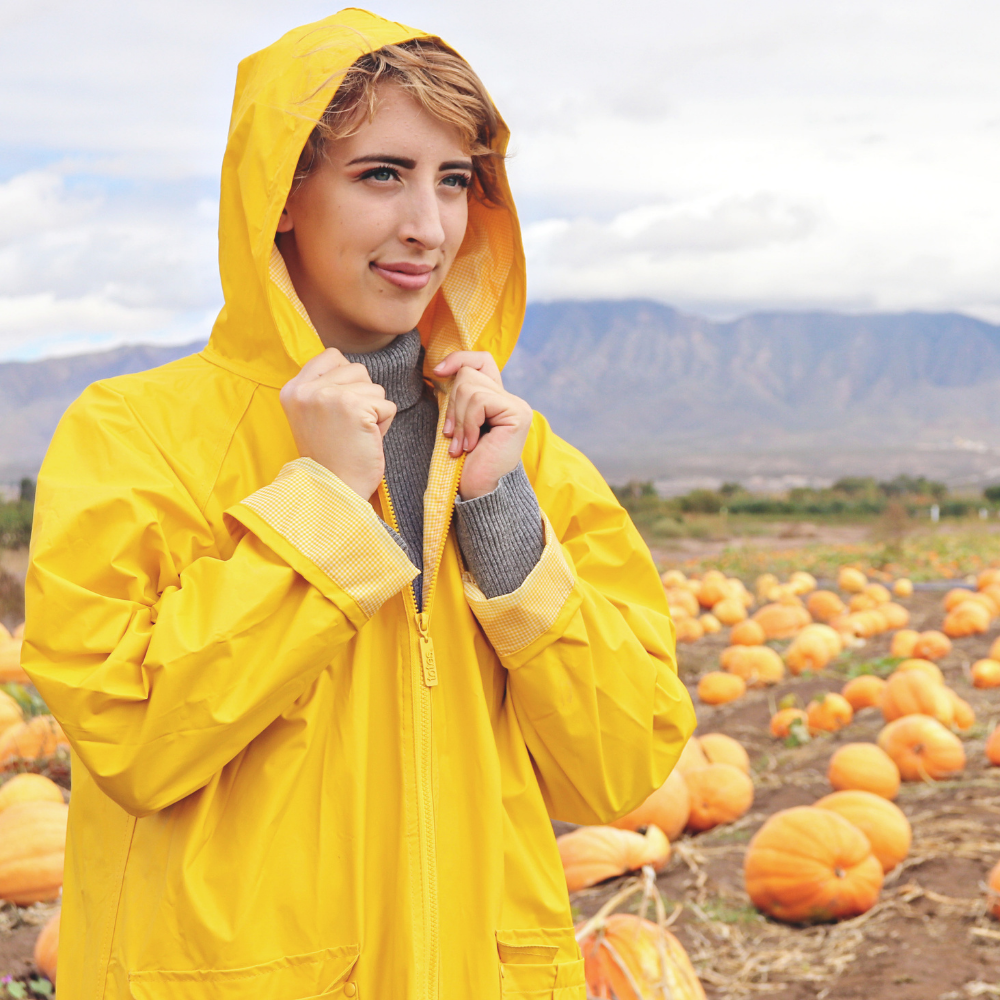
987, 726, 1000, 767
674, 617, 705, 643
0, 640, 28, 684
720, 645, 784, 686
877, 716, 965, 781
945, 689, 975, 731
849, 592, 879, 613
799, 623, 844, 658
889, 629, 920, 658
911, 630, 952, 661
579, 913, 706, 1000
611, 768, 691, 841
33, 910, 59, 982
665, 588, 700, 618
989, 636, 1000, 661
892, 578, 913, 598
683, 763, 754, 832
0, 690, 24, 737
807, 591, 847, 622
697, 671, 745, 705
879, 603, 910, 630
813, 790, 911, 873
895, 658, 944, 685
712, 597, 747, 625
789, 571, 817, 595
863, 582, 891, 605
557, 825, 670, 892
744, 806, 883, 923
784, 632, 831, 675
0, 773, 65, 812
0, 799, 68, 904
837, 567, 868, 594
971, 659, 1000, 688
988, 859, 1000, 920
699, 733, 750, 774
697, 571, 730, 608
753, 603, 810, 639
661, 569, 688, 587
806, 693, 853, 734
755, 573, 779, 600
674, 738, 710, 775
840, 675, 886, 712
943, 600, 991, 638
828, 742, 900, 799
729, 620, 766, 646
943, 587, 978, 611
770, 708, 808, 739
0, 715, 70, 770
881, 670, 953, 726
698, 613, 722, 634
840, 610, 888, 639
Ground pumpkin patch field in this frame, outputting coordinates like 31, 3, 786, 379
557, 567, 1000, 1000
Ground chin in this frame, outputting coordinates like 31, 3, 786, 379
361, 300, 430, 337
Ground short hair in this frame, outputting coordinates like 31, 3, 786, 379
296, 38, 504, 206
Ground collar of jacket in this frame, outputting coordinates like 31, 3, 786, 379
200, 7, 527, 392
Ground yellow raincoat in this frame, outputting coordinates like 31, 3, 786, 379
23, 10, 695, 1000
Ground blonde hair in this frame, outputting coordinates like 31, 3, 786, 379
296, 38, 504, 206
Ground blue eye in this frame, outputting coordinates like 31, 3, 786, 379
442, 174, 471, 188
360, 165, 399, 182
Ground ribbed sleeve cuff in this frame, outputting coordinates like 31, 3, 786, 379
454, 463, 545, 599
227, 458, 418, 620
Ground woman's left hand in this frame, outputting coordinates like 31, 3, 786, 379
434, 352, 533, 500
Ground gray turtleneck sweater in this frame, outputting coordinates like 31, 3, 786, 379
346, 331, 544, 609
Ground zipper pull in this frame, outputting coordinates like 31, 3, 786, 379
416, 612, 438, 687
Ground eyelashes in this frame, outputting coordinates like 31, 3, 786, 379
357, 165, 471, 188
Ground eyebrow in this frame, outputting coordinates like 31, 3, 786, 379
346, 154, 474, 171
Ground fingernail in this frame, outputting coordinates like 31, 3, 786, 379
433, 362, 445, 371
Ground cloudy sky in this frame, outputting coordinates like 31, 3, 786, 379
0, 0, 998, 359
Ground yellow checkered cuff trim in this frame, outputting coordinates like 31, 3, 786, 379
238, 458, 418, 619
462, 513, 575, 657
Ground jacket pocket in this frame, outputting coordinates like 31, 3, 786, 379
496, 929, 586, 999
129, 945, 360, 1000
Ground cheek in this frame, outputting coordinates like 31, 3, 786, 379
441, 198, 470, 257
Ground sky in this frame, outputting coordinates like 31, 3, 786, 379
0, 0, 998, 359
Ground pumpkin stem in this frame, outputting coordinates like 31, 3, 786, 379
834, 866, 846, 878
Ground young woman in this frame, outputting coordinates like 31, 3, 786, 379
24, 10, 695, 999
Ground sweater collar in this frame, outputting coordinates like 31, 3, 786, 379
346, 329, 425, 411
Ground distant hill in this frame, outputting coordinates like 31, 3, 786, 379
4, 302, 1000, 485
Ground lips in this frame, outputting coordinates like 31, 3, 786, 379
370, 261, 434, 291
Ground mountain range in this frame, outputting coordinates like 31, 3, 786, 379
4, 301, 1000, 486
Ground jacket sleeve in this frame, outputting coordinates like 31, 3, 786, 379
461, 412, 696, 825
22, 383, 418, 818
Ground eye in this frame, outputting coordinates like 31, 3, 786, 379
359, 165, 400, 183
441, 173, 471, 189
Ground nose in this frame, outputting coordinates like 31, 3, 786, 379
398, 177, 446, 250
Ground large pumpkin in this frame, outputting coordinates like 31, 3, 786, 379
879, 602, 910, 630
753, 603, 810, 640
696, 571, 729, 608
729, 620, 766, 646
840, 675, 886, 712
942, 600, 991, 638
557, 825, 670, 893
945, 689, 975, 730
0, 715, 70, 770
579, 913, 706, 1000
784, 631, 834, 675
814, 790, 911, 873
612, 769, 690, 841
806, 693, 853, 734
0, 773, 65, 812
0, 690, 24, 737
683, 763, 754, 832
911, 630, 952, 661
697, 671, 745, 705
698, 733, 750, 774
807, 591, 846, 622
665, 588, 700, 618
34, 910, 59, 982
877, 716, 965, 781
895, 658, 944, 684
698, 613, 722, 635
770, 708, 808, 739
744, 806, 883, 922
674, 738, 710, 775
0, 799, 68, 904
720, 645, 784, 686
971, 659, 1000, 689
827, 742, 900, 799
799, 623, 844, 658
889, 629, 920, 658
674, 617, 705, 643
712, 597, 747, 626
837, 567, 868, 594
880, 670, 953, 726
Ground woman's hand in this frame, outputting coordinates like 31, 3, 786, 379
434, 352, 533, 500
280, 349, 396, 499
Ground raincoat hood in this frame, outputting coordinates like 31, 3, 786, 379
203, 8, 525, 389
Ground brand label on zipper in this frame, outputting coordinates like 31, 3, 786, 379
419, 633, 438, 687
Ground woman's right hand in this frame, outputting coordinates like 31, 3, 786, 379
280, 349, 396, 499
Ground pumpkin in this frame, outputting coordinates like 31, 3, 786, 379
665, 588, 700, 618
863, 583, 891, 605
698, 613, 722, 634
0, 690, 24, 737
712, 597, 747, 626
807, 591, 846, 622
33, 910, 59, 982
840, 675, 886, 711
755, 573, 779, 601
892, 578, 913, 598
579, 913, 707, 1000
661, 570, 688, 588
770, 708, 808, 739
849, 593, 879, 613
986, 726, 1000, 767
911, 630, 952, 661
789, 571, 817, 595
0, 799, 68, 904
972, 659, 1000, 689
697, 571, 730, 608
799, 623, 844, 658
697, 671, 745, 705
674, 617, 705, 643
889, 629, 920, 658
988, 859, 1000, 920
0, 715, 70, 770
840, 610, 887, 638
720, 646, 784, 686
753, 603, 810, 639
943, 600, 991, 638
729, 620, 766, 646
828, 742, 900, 799
813, 790, 911, 873
879, 603, 910, 630
698, 733, 750, 774
895, 658, 944, 684
0, 774, 64, 812
806, 693, 853, 734
744, 806, 883, 922
674, 738, 710, 775
0, 640, 29, 684
837, 567, 868, 593
784, 632, 831, 675
962, 591, 999, 615
877, 716, 965, 781
881, 670, 953, 726
944, 689, 975, 730
683, 763, 754, 832
977, 568, 1000, 590
557, 825, 671, 892
943, 587, 978, 612
612, 768, 691, 841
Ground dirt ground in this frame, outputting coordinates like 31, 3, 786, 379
561, 587, 1000, 999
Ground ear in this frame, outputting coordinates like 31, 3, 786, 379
275, 202, 294, 234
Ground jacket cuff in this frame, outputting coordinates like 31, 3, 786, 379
454, 463, 545, 598
226, 458, 418, 621
462, 512, 576, 657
